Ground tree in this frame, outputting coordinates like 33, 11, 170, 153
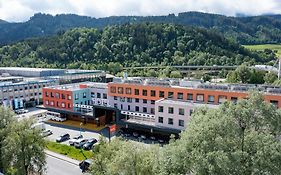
2, 119, 46, 175
226, 71, 239, 83
163, 91, 281, 175
170, 71, 182, 78
0, 106, 15, 173
90, 138, 159, 175
264, 72, 277, 84
236, 65, 251, 83
201, 74, 211, 82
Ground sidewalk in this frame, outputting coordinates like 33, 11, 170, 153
45, 150, 80, 166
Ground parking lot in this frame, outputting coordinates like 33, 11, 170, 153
44, 123, 102, 145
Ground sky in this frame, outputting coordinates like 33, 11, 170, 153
0, 0, 281, 22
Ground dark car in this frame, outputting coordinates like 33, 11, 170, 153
83, 138, 98, 150
79, 159, 93, 172
56, 133, 70, 142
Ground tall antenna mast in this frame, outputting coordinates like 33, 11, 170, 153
278, 55, 281, 80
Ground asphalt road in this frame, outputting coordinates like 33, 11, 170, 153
46, 155, 82, 175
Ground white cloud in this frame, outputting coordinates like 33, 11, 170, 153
0, 0, 280, 22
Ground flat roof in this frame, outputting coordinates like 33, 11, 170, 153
81, 82, 108, 89
0, 67, 63, 72
0, 79, 56, 88
44, 84, 83, 91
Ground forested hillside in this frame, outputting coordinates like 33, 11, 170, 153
0, 23, 275, 72
1, 12, 281, 45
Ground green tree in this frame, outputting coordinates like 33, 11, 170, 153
236, 65, 251, 83
0, 106, 15, 173
170, 71, 182, 78
264, 72, 277, 84
163, 91, 281, 175
201, 74, 211, 82
3, 119, 46, 175
226, 71, 239, 83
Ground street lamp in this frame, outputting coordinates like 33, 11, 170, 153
80, 122, 83, 136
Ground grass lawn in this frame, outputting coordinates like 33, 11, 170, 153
46, 141, 93, 161
243, 44, 281, 56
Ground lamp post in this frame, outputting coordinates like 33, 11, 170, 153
80, 122, 83, 136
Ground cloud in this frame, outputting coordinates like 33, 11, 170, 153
0, 0, 281, 22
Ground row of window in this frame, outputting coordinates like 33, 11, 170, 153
91, 92, 107, 99
110, 86, 239, 103
113, 96, 155, 104
1, 84, 50, 93
45, 100, 71, 109
114, 103, 155, 114
158, 117, 185, 127
158, 106, 193, 116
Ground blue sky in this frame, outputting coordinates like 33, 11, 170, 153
0, 0, 281, 22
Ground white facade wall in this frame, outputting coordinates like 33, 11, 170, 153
0, 80, 58, 109
86, 83, 110, 107
155, 99, 217, 130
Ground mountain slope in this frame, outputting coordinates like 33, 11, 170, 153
0, 23, 273, 69
0, 12, 281, 45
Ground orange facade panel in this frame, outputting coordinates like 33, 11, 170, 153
108, 83, 281, 107
42, 88, 74, 110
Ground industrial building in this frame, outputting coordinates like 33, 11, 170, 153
0, 67, 65, 77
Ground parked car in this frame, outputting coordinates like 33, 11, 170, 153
158, 139, 165, 144
140, 135, 147, 140
150, 136, 156, 141
56, 133, 70, 142
41, 129, 53, 137
69, 135, 83, 146
132, 132, 139, 137
83, 138, 98, 150
31, 122, 46, 131
51, 117, 67, 122
79, 159, 93, 172
15, 109, 28, 114
124, 132, 131, 137
74, 138, 88, 148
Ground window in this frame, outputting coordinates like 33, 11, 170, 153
67, 95, 71, 100
151, 108, 155, 114
34, 85, 37, 89
68, 103, 71, 108
50, 92, 54, 98
135, 89, 139, 95
57, 101, 60, 107
159, 91, 165, 98
61, 102, 65, 108
118, 87, 123, 94
151, 100, 155, 104
177, 92, 183, 100
143, 99, 147, 104
128, 105, 131, 110
179, 108, 184, 115
196, 94, 204, 102
127, 98, 132, 103
135, 106, 139, 112
91, 92, 95, 98
168, 118, 173, 125
120, 97, 125, 102
45, 92, 49, 97
75, 94, 79, 100
142, 90, 147, 96
55, 93, 60, 98
158, 117, 163, 123
208, 95, 215, 103
218, 95, 227, 104
25, 87, 28, 90
143, 107, 147, 113
187, 93, 193, 100
135, 98, 139, 103
50, 101, 54, 106
168, 107, 174, 114
179, 120, 184, 127
114, 96, 118, 100
231, 97, 238, 103
103, 93, 107, 99
158, 106, 164, 112
45, 100, 49, 105
62, 94, 66, 99
121, 104, 123, 110
114, 103, 118, 108
168, 92, 174, 98
270, 100, 278, 108
97, 93, 101, 98
125, 88, 132, 94
190, 109, 194, 116
110, 87, 116, 93
83, 92, 87, 98
151, 90, 156, 97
